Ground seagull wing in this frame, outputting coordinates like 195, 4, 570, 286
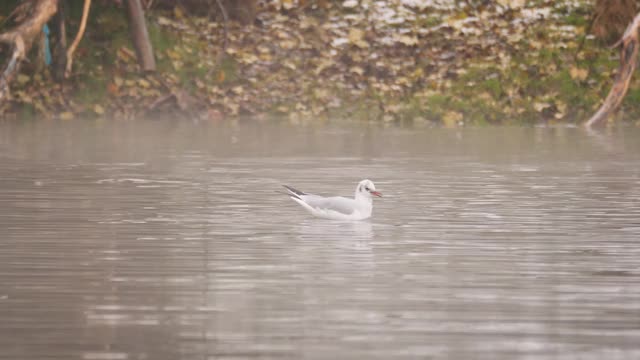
300, 195, 357, 216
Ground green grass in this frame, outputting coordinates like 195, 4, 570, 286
75, 72, 108, 107
148, 20, 178, 54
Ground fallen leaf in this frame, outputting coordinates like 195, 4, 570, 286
350, 66, 364, 75
59, 111, 74, 120
315, 59, 334, 75
283, 61, 297, 70
279, 39, 297, 49
569, 66, 588, 81
313, 88, 329, 100
282, 0, 295, 10
17, 74, 30, 85
396, 35, 419, 46
173, 5, 185, 19
343, 0, 358, 8
442, 111, 463, 127
533, 102, 550, 112
138, 79, 151, 88
497, 0, 525, 9
348, 28, 369, 49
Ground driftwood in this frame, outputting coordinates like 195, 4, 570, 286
586, 13, 640, 127
0, 0, 58, 102
148, 75, 202, 113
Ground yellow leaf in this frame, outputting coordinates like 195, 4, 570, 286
569, 66, 588, 81
411, 68, 424, 79
533, 102, 550, 112
348, 28, 369, 48
166, 49, 179, 60
60, 111, 74, 120
315, 59, 334, 75
279, 40, 297, 49
34, 100, 46, 113
282, 0, 295, 10
17, 74, 30, 84
350, 66, 364, 76
227, 102, 239, 115
313, 88, 329, 100
15, 91, 32, 103
343, 0, 358, 8
171, 60, 183, 70
556, 101, 567, 113
396, 35, 419, 46
497, 0, 525, 8
128, 87, 140, 98
283, 61, 297, 70
173, 6, 185, 19
138, 79, 151, 88
238, 52, 258, 64
442, 111, 463, 127
94, 104, 105, 115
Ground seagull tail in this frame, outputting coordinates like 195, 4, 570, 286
282, 185, 306, 200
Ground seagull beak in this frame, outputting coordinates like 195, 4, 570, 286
370, 190, 382, 197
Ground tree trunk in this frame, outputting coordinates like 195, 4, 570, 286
52, 0, 67, 81
0, 0, 59, 102
126, 0, 156, 72
223, 0, 257, 25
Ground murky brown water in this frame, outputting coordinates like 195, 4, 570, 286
1, 121, 639, 359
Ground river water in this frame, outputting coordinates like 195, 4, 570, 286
1, 120, 639, 359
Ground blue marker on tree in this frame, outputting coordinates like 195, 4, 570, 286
43, 24, 52, 66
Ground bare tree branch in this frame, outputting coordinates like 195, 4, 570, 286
586, 13, 640, 128
65, 0, 91, 78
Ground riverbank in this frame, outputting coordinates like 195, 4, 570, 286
2, 0, 638, 125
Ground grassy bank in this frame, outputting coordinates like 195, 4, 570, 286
1, 1, 638, 125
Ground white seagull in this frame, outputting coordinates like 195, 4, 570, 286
283, 179, 382, 220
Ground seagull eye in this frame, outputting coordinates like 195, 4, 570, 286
364, 187, 370, 191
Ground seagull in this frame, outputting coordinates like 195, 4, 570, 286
283, 179, 382, 220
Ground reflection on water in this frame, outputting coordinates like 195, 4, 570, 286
1, 121, 639, 359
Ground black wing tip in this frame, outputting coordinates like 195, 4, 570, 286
282, 185, 306, 199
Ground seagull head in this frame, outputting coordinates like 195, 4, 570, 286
356, 179, 382, 198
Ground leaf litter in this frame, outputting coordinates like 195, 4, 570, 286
2, 0, 634, 125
